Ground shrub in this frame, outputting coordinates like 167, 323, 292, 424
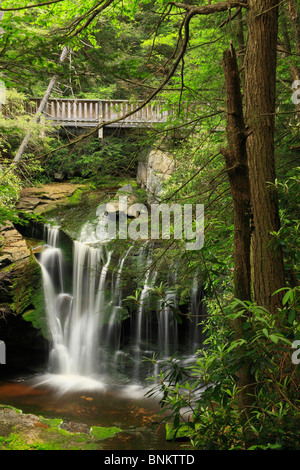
147, 287, 300, 450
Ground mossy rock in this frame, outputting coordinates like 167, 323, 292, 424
0, 405, 123, 450
90, 425, 122, 441
11, 254, 48, 339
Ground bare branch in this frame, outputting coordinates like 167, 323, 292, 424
168, 1, 248, 14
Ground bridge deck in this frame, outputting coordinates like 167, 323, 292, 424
25, 98, 169, 130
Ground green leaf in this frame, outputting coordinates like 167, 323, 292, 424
269, 334, 279, 343
262, 328, 269, 338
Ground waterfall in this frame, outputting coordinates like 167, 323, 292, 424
132, 245, 158, 379
158, 288, 178, 356
190, 272, 204, 348
37, 225, 110, 392
106, 246, 133, 348
36, 223, 203, 394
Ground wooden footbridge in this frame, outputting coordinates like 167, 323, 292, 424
26, 98, 170, 137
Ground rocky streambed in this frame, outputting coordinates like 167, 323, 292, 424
0, 404, 122, 450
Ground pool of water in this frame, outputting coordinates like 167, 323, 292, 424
0, 376, 185, 450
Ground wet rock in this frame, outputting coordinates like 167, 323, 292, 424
0, 221, 31, 319
148, 149, 175, 175
0, 405, 123, 450
0, 222, 30, 269
137, 148, 175, 202
61, 421, 90, 434
105, 184, 144, 218
16, 183, 86, 214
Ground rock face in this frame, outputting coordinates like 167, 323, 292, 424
0, 220, 47, 374
137, 148, 175, 202
106, 184, 147, 218
0, 222, 31, 270
0, 222, 31, 317
16, 183, 85, 214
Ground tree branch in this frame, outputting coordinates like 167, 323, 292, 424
168, 1, 248, 15
40, 1, 248, 157
41, 6, 196, 156
66, 0, 117, 37
0, 0, 66, 11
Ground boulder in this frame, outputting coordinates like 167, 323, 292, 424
148, 149, 175, 175
137, 148, 175, 202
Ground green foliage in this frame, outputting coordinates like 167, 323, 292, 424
0, 88, 57, 224
0, 162, 23, 223
42, 135, 141, 183
0, 89, 53, 155
0, 0, 298, 452
272, 168, 300, 287
148, 289, 300, 450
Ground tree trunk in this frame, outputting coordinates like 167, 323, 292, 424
13, 47, 68, 163
244, 0, 286, 314
221, 46, 251, 304
285, 0, 300, 56
235, 9, 245, 87
221, 46, 254, 415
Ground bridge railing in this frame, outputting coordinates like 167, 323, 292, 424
25, 98, 170, 127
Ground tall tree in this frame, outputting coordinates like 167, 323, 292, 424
244, 0, 286, 314
222, 45, 253, 412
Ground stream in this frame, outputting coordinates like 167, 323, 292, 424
0, 378, 183, 450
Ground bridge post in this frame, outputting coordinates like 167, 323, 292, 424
98, 100, 103, 139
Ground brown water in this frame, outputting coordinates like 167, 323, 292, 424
0, 378, 185, 450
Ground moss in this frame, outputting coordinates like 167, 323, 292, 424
39, 417, 63, 428
94, 177, 137, 189
0, 429, 94, 451
0, 404, 22, 413
0, 432, 33, 450
90, 425, 122, 440
66, 187, 84, 205
0, 405, 123, 450
11, 254, 48, 339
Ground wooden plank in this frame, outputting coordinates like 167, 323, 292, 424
62, 101, 66, 119
24, 97, 170, 127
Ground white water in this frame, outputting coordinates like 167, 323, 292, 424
36, 223, 203, 394
37, 225, 108, 392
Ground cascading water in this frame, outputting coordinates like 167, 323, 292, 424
37, 225, 109, 392
36, 220, 203, 394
